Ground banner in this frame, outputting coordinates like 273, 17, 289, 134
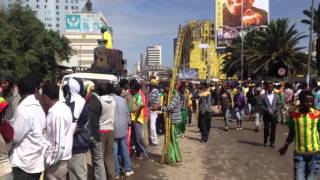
215, 0, 224, 46
217, 0, 269, 41
223, 0, 269, 28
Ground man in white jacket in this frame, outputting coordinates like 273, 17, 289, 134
10, 76, 46, 180
41, 80, 73, 180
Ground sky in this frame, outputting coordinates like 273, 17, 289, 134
93, 0, 319, 72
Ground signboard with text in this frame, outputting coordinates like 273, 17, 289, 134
65, 12, 111, 33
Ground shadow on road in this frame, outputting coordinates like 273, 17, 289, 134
185, 135, 200, 142
238, 140, 265, 147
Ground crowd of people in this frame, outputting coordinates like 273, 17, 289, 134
1, 73, 320, 180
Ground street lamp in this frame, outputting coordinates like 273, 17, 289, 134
219, 25, 267, 80
307, 0, 315, 89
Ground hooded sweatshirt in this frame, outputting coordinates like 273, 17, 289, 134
99, 95, 116, 131
112, 94, 130, 138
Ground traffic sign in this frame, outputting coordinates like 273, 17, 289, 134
278, 68, 286, 76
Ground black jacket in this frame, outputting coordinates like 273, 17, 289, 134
87, 94, 102, 142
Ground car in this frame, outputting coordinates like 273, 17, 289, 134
59, 72, 119, 102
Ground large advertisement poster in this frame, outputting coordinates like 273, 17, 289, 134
223, 0, 269, 28
216, 0, 269, 43
65, 13, 110, 33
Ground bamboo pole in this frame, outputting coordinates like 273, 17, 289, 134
161, 27, 186, 164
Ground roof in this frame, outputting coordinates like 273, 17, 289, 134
63, 73, 118, 82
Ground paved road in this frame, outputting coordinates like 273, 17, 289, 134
127, 114, 293, 180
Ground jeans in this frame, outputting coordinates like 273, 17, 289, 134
68, 153, 87, 180
132, 122, 148, 157
254, 112, 263, 128
12, 167, 41, 180
113, 137, 132, 176
294, 153, 320, 180
222, 108, 230, 128
150, 111, 159, 144
248, 103, 253, 114
235, 108, 245, 121
90, 140, 106, 180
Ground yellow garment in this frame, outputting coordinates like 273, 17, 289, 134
289, 108, 320, 153
103, 31, 113, 49
131, 93, 144, 124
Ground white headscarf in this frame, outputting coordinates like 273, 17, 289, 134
68, 78, 85, 120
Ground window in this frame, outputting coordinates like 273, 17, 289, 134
56, 0, 59, 3
44, 5, 47, 8
45, 0, 48, 2
75, 0, 78, 3
65, 0, 68, 3
65, 6, 68, 9
75, 6, 78, 10
37, 0, 39, 2
56, 11, 59, 15
71, 0, 74, 3
48, 24, 51, 27
56, 24, 60, 28
26, 0, 29, 2
56, 5, 59, 9
56, 17, 60, 21
71, 6, 74, 10
36, 4, 39, 8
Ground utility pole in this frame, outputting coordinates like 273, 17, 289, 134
240, 0, 244, 81
307, 0, 315, 89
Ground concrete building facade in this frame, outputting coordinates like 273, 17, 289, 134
3, 0, 87, 33
177, 20, 225, 80
146, 45, 162, 66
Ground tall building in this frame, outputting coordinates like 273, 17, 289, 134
176, 20, 224, 80
3, 0, 87, 33
146, 45, 162, 66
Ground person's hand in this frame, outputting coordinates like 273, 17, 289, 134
278, 143, 289, 156
243, 8, 263, 26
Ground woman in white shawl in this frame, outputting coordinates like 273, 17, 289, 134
64, 78, 91, 180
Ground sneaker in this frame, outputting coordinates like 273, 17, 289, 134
239, 127, 243, 130
236, 127, 240, 131
180, 134, 185, 138
115, 176, 120, 179
125, 171, 134, 177
225, 127, 229, 131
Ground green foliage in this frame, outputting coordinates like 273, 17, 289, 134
221, 18, 311, 79
0, 3, 71, 80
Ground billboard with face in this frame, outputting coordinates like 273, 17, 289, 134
223, 0, 269, 27
215, 0, 269, 46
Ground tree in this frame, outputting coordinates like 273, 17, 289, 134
0, 3, 71, 79
222, 18, 309, 79
302, 3, 320, 76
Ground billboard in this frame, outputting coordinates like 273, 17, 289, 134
216, 0, 269, 44
223, 0, 269, 28
65, 12, 112, 34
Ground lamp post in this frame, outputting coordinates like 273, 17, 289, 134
307, 0, 315, 89
241, 0, 244, 81
219, 25, 267, 80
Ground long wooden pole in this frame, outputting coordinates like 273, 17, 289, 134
161, 26, 186, 164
